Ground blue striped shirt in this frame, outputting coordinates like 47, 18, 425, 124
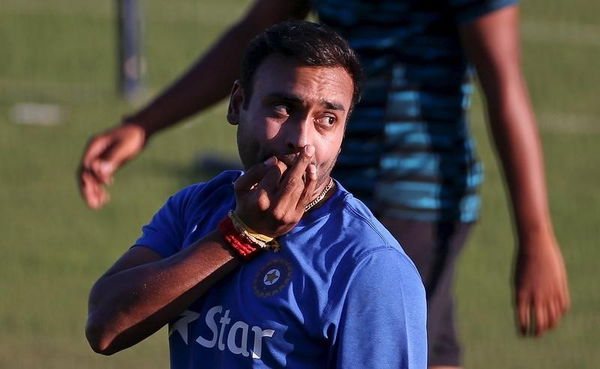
313, 0, 517, 222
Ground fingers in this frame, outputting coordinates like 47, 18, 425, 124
78, 135, 114, 209
79, 137, 109, 187
546, 299, 560, 331
273, 145, 315, 213
513, 242, 571, 337
94, 132, 145, 183
87, 139, 135, 185
79, 168, 110, 209
82, 135, 112, 169
534, 301, 548, 336
536, 292, 571, 335
296, 163, 318, 212
234, 156, 279, 192
233, 146, 321, 237
280, 146, 315, 188
260, 159, 288, 193
81, 124, 146, 185
82, 137, 121, 185
517, 294, 532, 336
255, 159, 287, 211
276, 145, 315, 199
518, 293, 557, 337
78, 124, 148, 209
89, 159, 115, 186
517, 292, 569, 337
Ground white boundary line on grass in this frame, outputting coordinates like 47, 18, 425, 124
0, 78, 108, 102
471, 112, 599, 134
537, 112, 600, 134
521, 20, 600, 48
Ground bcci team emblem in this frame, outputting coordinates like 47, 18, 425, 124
254, 259, 293, 297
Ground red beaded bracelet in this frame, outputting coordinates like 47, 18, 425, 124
218, 216, 260, 259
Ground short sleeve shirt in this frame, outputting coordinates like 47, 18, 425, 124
134, 171, 427, 368
314, 0, 517, 222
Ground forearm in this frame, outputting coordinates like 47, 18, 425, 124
124, 0, 309, 138
124, 23, 252, 135
86, 232, 240, 355
482, 85, 570, 335
484, 79, 555, 244
459, 6, 556, 247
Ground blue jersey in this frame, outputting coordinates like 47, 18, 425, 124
134, 171, 427, 368
314, 0, 517, 222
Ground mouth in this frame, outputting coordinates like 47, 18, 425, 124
260, 152, 319, 184
262, 153, 300, 168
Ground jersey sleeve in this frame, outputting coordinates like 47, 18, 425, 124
333, 249, 427, 369
132, 185, 196, 258
447, 0, 518, 25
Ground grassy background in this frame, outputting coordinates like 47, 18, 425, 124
0, 0, 598, 367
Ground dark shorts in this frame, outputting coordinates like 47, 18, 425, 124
380, 217, 473, 367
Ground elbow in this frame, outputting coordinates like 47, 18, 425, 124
85, 315, 120, 356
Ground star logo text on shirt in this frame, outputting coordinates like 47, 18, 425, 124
169, 310, 200, 345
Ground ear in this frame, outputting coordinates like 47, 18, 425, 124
227, 80, 245, 126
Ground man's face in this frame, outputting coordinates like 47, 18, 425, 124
228, 55, 354, 189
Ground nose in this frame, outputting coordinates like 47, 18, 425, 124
286, 115, 312, 151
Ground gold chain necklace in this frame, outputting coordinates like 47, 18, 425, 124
304, 179, 334, 212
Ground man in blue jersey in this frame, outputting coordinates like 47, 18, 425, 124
85, 21, 427, 368
79, 1, 570, 368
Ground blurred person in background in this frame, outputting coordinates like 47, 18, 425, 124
78, 1, 569, 368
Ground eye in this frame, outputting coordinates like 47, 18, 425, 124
315, 115, 337, 127
273, 104, 291, 116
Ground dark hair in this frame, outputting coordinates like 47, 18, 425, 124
240, 20, 362, 111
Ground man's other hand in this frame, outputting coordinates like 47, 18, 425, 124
514, 232, 570, 337
78, 123, 147, 209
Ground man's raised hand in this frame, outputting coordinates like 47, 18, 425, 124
78, 123, 147, 209
234, 145, 318, 237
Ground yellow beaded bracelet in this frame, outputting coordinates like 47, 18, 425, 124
228, 211, 280, 252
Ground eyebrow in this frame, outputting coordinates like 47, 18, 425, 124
264, 92, 346, 112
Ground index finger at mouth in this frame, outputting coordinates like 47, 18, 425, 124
280, 145, 315, 188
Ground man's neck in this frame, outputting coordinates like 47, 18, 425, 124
304, 178, 335, 212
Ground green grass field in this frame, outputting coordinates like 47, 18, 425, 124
1, 0, 598, 367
